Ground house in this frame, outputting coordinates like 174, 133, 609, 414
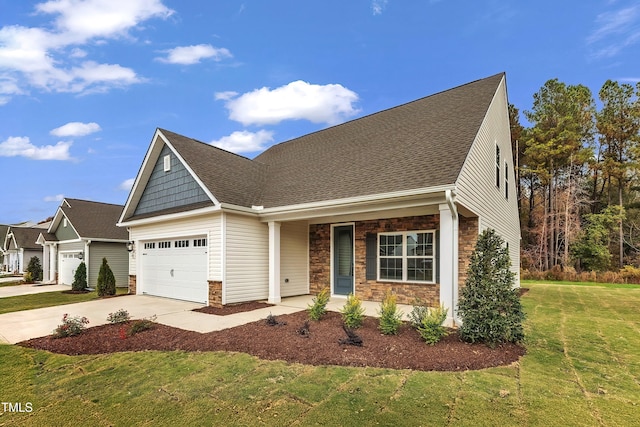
3, 225, 47, 274
0, 224, 8, 272
37, 198, 129, 287
118, 73, 520, 325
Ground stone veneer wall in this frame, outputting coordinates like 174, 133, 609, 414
128, 275, 136, 295
208, 280, 223, 308
309, 215, 442, 306
458, 216, 479, 290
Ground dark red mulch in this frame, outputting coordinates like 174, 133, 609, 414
19, 311, 525, 372
193, 301, 274, 316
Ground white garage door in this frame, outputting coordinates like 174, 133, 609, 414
140, 236, 208, 303
59, 252, 83, 285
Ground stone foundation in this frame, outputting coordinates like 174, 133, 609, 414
208, 281, 223, 307
128, 275, 136, 295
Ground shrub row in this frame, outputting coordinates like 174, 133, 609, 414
52, 309, 156, 339
522, 265, 640, 284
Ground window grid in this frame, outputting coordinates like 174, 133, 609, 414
174, 239, 189, 248
193, 238, 207, 247
378, 231, 435, 283
496, 145, 501, 188
144, 242, 156, 250
158, 241, 171, 249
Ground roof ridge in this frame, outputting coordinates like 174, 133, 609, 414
255, 72, 505, 160
157, 128, 258, 163
63, 198, 124, 208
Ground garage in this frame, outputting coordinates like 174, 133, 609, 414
140, 236, 208, 303
58, 252, 83, 285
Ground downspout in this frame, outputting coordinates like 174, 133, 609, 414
445, 190, 460, 326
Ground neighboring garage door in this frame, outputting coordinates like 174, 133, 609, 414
140, 236, 208, 303
59, 252, 83, 285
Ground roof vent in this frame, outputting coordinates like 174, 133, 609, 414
252, 205, 264, 211
163, 154, 171, 172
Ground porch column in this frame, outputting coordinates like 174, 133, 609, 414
268, 221, 281, 304
439, 202, 459, 327
42, 244, 50, 283
49, 244, 57, 283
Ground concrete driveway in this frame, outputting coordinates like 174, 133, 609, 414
0, 294, 305, 344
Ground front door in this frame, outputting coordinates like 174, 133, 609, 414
333, 225, 354, 295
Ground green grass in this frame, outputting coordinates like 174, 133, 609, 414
1, 283, 639, 426
0, 288, 129, 315
521, 279, 640, 289
0, 279, 24, 287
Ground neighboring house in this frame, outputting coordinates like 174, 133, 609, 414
0, 224, 8, 272
4, 226, 46, 274
37, 198, 129, 288
118, 73, 520, 325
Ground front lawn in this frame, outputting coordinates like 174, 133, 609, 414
0, 288, 128, 315
1, 282, 639, 426
0, 279, 24, 287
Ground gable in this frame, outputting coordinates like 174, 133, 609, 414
133, 145, 210, 216
53, 214, 79, 241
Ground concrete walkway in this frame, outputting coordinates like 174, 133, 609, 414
0, 294, 414, 345
0, 283, 69, 298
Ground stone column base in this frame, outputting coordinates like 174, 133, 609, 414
208, 281, 223, 307
128, 275, 137, 295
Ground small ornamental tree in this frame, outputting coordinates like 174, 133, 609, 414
26, 256, 43, 282
72, 262, 87, 291
97, 257, 116, 296
457, 229, 525, 347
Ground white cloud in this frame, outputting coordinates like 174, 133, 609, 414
372, 0, 388, 15
44, 194, 65, 202
119, 178, 135, 191
0, 0, 172, 101
214, 90, 238, 101
219, 81, 360, 126
588, 5, 640, 59
211, 130, 274, 154
157, 44, 232, 65
50, 121, 101, 137
0, 136, 72, 160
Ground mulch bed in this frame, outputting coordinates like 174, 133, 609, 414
19, 311, 525, 372
193, 301, 274, 316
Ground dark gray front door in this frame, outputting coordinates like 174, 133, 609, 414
333, 225, 354, 295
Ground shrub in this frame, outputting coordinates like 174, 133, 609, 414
307, 287, 330, 320
107, 309, 131, 324
128, 315, 157, 336
23, 271, 33, 284
26, 256, 43, 282
338, 325, 363, 346
265, 313, 287, 326
408, 298, 430, 328
416, 304, 448, 345
72, 262, 87, 291
621, 265, 640, 284
52, 313, 89, 338
457, 229, 525, 347
97, 258, 116, 296
377, 291, 403, 335
340, 293, 365, 328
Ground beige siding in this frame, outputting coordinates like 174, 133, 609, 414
455, 76, 521, 284
281, 221, 309, 297
128, 213, 222, 281
224, 213, 269, 304
89, 242, 129, 288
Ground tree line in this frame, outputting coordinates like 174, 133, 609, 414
511, 78, 640, 273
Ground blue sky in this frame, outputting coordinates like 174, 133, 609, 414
1, 0, 638, 224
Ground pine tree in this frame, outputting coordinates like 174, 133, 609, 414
97, 258, 116, 296
457, 229, 525, 346
72, 262, 87, 291
26, 256, 43, 282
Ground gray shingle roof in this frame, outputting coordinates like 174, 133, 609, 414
9, 227, 42, 250
154, 73, 503, 212
61, 199, 128, 240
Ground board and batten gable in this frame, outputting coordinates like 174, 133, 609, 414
127, 213, 222, 283
455, 76, 521, 283
223, 213, 269, 304
134, 145, 210, 216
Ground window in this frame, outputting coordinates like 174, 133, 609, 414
163, 154, 171, 172
63, 217, 67, 228
495, 145, 501, 188
158, 241, 171, 249
144, 242, 156, 250
193, 238, 207, 247
175, 239, 189, 248
378, 231, 435, 282
504, 161, 509, 199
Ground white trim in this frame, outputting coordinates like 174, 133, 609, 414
268, 221, 281, 304
330, 222, 355, 297
118, 205, 222, 227
221, 212, 227, 305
